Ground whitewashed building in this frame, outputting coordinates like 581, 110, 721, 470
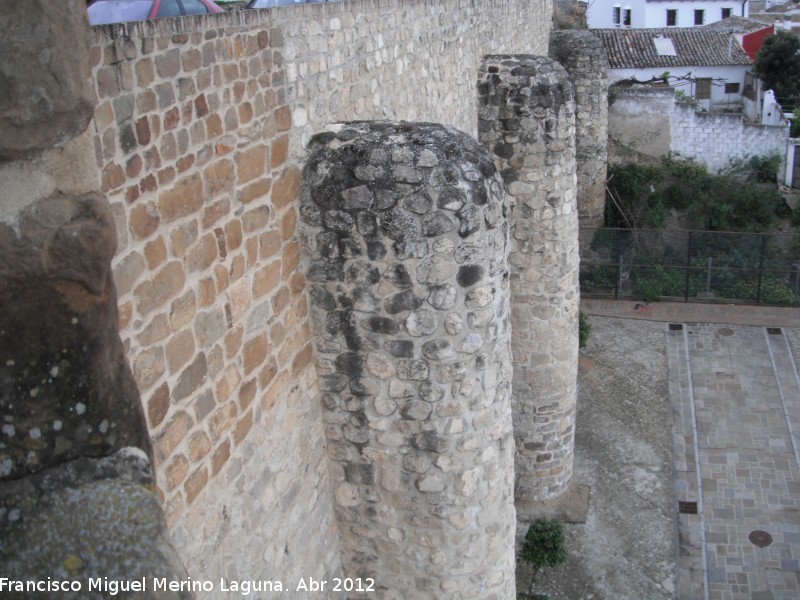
586, 0, 749, 29
596, 27, 753, 111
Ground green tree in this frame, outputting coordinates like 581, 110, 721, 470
753, 30, 800, 107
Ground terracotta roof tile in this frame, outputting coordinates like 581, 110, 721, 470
594, 27, 753, 69
702, 16, 774, 33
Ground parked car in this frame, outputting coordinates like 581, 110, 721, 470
87, 0, 223, 25
244, 0, 331, 8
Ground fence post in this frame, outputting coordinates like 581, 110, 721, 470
684, 230, 693, 302
615, 228, 621, 300
794, 264, 800, 300
756, 233, 767, 304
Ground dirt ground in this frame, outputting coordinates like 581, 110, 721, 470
516, 316, 676, 600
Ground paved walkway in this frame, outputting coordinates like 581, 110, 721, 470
582, 299, 800, 327
583, 300, 800, 599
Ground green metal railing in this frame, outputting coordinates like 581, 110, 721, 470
579, 228, 800, 306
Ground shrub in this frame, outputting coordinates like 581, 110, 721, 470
518, 518, 568, 597
580, 265, 616, 290
633, 277, 662, 303
519, 518, 568, 573
606, 155, 789, 232
730, 277, 797, 305
792, 202, 800, 227
749, 154, 782, 183
632, 265, 692, 302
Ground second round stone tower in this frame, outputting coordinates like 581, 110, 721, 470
478, 56, 580, 512
301, 122, 516, 598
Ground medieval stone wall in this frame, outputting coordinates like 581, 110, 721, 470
87, 0, 553, 592
549, 30, 608, 227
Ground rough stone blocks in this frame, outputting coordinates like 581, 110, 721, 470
302, 121, 517, 598
479, 55, 580, 508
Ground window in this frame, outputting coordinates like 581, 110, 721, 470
666, 9, 677, 26
694, 9, 704, 25
721, 7, 732, 19
695, 78, 712, 99
724, 82, 740, 94
613, 5, 621, 25
623, 7, 632, 26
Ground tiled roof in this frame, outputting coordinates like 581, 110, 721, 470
702, 16, 774, 33
594, 28, 753, 69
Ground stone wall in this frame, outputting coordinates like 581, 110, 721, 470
670, 103, 789, 172
607, 87, 673, 166
609, 87, 789, 171
87, 0, 553, 590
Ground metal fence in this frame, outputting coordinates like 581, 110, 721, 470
580, 228, 800, 306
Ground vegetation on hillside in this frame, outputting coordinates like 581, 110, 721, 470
605, 154, 789, 232
586, 155, 799, 305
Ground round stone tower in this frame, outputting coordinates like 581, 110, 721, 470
549, 30, 609, 227
478, 56, 580, 511
301, 121, 517, 598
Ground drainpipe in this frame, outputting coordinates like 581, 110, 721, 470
741, 0, 747, 18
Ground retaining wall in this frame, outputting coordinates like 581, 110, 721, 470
609, 87, 788, 171
670, 103, 789, 172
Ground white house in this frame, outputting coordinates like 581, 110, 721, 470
702, 17, 780, 123
595, 27, 753, 112
586, 0, 750, 29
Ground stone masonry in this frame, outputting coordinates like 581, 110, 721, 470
0, 0, 594, 596
549, 31, 608, 227
88, 9, 344, 589
301, 122, 517, 598
85, 0, 553, 589
478, 56, 580, 511
608, 87, 789, 172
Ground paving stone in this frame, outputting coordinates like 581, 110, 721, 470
667, 324, 800, 600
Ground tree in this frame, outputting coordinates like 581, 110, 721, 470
753, 29, 800, 107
